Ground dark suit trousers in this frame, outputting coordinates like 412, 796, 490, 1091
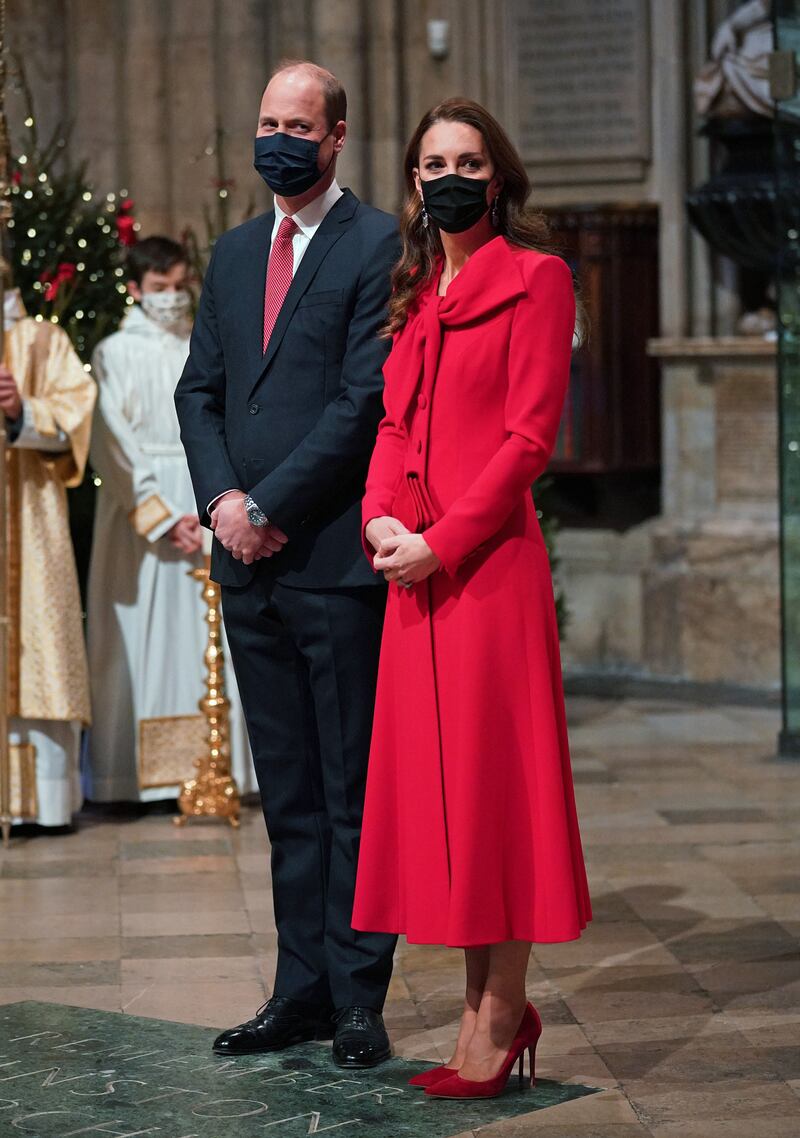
221, 572, 396, 1011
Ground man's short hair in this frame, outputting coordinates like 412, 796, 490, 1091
271, 59, 347, 130
127, 236, 187, 285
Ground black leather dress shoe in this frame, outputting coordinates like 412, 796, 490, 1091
332, 1006, 391, 1068
212, 996, 334, 1055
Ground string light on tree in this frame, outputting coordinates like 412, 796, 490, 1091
6, 61, 135, 361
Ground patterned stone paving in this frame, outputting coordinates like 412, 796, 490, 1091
1, 696, 799, 1136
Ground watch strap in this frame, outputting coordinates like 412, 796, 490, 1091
244, 494, 269, 527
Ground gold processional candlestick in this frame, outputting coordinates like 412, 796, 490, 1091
175, 558, 241, 828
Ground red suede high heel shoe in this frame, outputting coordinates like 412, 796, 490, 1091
408, 1064, 457, 1088
425, 1003, 542, 1100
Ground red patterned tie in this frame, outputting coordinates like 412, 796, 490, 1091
262, 216, 298, 354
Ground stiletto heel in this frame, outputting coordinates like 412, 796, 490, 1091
426, 1003, 542, 1100
529, 1044, 536, 1087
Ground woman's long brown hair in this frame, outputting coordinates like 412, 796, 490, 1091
384, 97, 560, 337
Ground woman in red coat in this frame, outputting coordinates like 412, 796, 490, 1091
351, 98, 592, 1100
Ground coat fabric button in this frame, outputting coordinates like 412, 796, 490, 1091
249, 403, 259, 415
416, 440, 423, 454
418, 393, 428, 409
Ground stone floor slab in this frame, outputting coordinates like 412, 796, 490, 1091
0, 1003, 601, 1136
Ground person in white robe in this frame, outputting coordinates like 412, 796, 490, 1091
85, 237, 253, 804
1, 287, 96, 829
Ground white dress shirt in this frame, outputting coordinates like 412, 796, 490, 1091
208, 179, 344, 517
272, 178, 343, 277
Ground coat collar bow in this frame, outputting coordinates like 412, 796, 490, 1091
384, 237, 526, 421
435, 236, 527, 325
399, 236, 527, 339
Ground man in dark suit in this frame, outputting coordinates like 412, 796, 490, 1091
175, 60, 398, 1068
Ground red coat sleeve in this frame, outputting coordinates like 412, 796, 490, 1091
361, 332, 411, 563
423, 255, 575, 577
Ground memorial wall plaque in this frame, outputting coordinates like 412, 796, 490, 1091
511, 0, 651, 181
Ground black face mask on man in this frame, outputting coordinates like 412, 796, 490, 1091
253, 131, 333, 198
420, 174, 492, 234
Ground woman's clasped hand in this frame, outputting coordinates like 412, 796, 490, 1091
366, 515, 441, 587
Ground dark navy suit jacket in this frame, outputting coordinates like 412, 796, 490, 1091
175, 189, 400, 588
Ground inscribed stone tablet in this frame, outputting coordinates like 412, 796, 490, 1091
513, 0, 650, 167
0, 1002, 602, 1137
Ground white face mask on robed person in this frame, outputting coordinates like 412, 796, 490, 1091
140, 289, 192, 330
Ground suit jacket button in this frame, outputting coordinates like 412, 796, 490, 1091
418, 393, 428, 409
249, 403, 259, 415
416, 440, 423, 454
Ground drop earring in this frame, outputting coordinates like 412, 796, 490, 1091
422, 204, 429, 229
491, 196, 500, 228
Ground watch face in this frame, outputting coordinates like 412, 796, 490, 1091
246, 497, 268, 526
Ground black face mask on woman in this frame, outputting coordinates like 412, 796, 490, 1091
420, 174, 491, 234
253, 131, 332, 197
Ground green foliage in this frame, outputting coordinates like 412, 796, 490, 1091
534, 476, 569, 638
6, 69, 133, 362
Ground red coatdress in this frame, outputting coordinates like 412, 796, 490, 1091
352, 237, 592, 946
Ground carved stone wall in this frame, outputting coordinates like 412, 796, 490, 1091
7, 0, 713, 338
7, 10, 744, 370
6, 0, 506, 235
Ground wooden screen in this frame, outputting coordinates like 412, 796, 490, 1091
545, 205, 661, 475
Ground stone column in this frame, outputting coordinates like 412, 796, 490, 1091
117, 0, 172, 233
165, 1, 219, 236
215, 0, 273, 225
311, 0, 366, 198
6, 0, 69, 161
363, 0, 405, 213
651, 0, 690, 338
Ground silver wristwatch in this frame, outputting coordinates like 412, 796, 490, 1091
244, 494, 269, 528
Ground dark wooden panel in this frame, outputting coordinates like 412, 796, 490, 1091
546, 205, 660, 474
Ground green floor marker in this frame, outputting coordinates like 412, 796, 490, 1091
0, 1002, 601, 1137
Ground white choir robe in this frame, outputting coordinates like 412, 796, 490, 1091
85, 304, 254, 802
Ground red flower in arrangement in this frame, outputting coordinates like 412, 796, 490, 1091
40, 262, 77, 302
116, 198, 137, 247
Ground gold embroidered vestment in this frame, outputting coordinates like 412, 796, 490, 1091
5, 317, 95, 723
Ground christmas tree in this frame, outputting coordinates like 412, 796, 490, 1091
6, 62, 137, 362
